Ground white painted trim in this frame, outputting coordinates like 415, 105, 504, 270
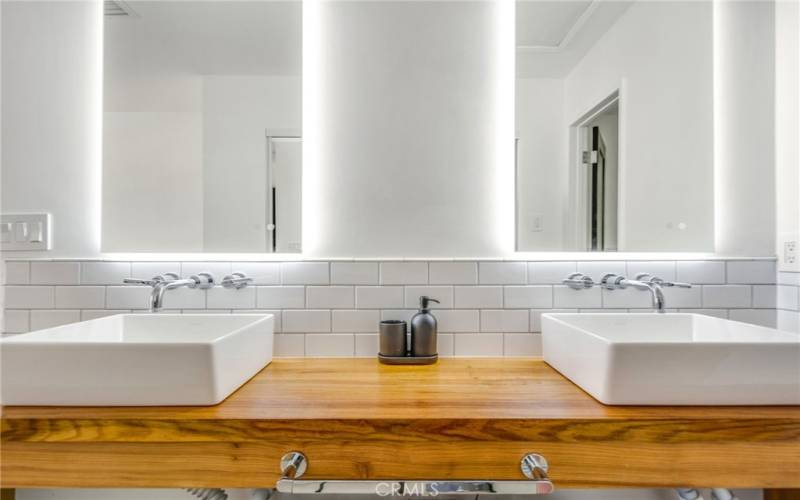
516, 0, 599, 52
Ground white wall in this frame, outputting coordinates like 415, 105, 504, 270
102, 76, 205, 252
1, 0, 102, 258
516, 78, 567, 251
304, 0, 513, 258
564, 1, 715, 252
775, 0, 800, 274
202, 76, 301, 252
714, 0, 776, 257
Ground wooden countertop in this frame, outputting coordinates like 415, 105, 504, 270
3, 358, 800, 489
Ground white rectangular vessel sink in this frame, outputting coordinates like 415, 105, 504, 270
542, 313, 800, 405
1, 314, 274, 406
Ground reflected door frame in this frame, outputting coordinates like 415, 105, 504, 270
566, 84, 625, 252
266, 129, 302, 253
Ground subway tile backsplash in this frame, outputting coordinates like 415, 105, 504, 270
3, 259, 798, 354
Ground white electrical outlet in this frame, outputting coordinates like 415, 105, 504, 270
0, 213, 51, 251
779, 233, 800, 272
785, 241, 797, 264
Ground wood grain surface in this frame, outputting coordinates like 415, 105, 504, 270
3, 359, 799, 489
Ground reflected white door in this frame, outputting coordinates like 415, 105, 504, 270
268, 137, 302, 253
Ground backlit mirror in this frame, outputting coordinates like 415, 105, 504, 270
102, 0, 302, 253
516, 0, 714, 252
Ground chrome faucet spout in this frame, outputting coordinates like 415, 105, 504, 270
623, 279, 666, 313
150, 279, 196, 312
600, 273, 687, 314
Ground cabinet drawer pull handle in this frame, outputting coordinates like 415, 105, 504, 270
276, 452, 554, 495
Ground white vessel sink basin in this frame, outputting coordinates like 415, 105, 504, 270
1, 314, 274, 406
542, 313, 800, 405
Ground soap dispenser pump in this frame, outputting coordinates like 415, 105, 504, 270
410, 296, 440, 361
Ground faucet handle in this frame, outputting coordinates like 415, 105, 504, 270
601, 273, 626, 289
221, 272, 254, 290
563, 272, 594, 290
123, 278, 159, 287
188, 272, 215, 290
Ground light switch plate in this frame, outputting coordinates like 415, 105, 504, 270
0, 213, 51, 251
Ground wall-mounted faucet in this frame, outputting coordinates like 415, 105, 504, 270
123, 272, 214, 312
601, 273, 691, 313
563, 272, 692, 313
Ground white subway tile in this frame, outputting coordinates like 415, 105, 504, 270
530, 309, 578, 333
81, 310, 128, 321
81, 262, 131, 285
527, 262, 576, 284
5, 262, 30, 284
305, 333, 354, 357
752, 285, 777, 308
5, 286, 55, 309
625, 261, 677, 282
728, 309, 777, 328
553, 286, 601, 308
160, 288, 206, 309
234, 263, 281, 285
30, 262, 80, 285
30, 310, 81, 330
256, 286, 305, 309
661, 286, 702, 308
454, 286, 503, 308
777, 285, 800, 311
355, 334, 379, 357
3, 310, 29, 333
504, 333, 542, 356
307, 286, 355, 309
281, 262, 329, 285
106, 286, 150, 309
332, 310, 379, 332
454, 333, 503, 356
437, 333, 455, 357
504, 286, 552, 308
575, 261, 625, 282
429, 262, 477, 285
678, 309, 729, 319
380, 262, 428, 285
282, 310, 331, 332
702, 285, 752, 308
356, 286, 405, 309
55, 286, 105, 309
331, 262, 379, 285
380, 309, 416, 323
131, 262, 181, 280
436, 310, 480, 332
240, 310, 282, 332
478, 262, 526, 284
727, 261, 776, 284
777, 272, 800, 286
181, 262, 232, 280
777, 310, 800, 333
601, 287, 653, 309
274, 334, 305, 356
480, 309, 529, 332
404, 286, 453, 308
676, 261, 725, 284
207, 286, 256, 309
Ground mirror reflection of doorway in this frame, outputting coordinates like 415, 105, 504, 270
582, 100, 618, 252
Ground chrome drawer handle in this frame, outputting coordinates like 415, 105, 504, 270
276, 452, 554, 495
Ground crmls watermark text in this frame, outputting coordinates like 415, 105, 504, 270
375, 482, 440, 497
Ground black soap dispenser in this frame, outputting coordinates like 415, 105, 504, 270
410, 296, 440, 363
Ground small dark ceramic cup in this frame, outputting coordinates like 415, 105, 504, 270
379, 320, 407, 357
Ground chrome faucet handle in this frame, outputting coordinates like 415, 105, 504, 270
188, 272, 215, 290
563, 272, 594, 289
635, 273, 692, 288
221, 272, 254, 290
123, 278, 159, 287
600, 273, 626, 289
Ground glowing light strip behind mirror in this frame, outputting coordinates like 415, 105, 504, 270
494, 0, 516, 255
302, 0, 321, 256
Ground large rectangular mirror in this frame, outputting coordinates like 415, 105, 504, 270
516, 0, 714, 252
102, 0, 301, 253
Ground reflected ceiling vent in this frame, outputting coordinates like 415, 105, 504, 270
104, 0, 138, 17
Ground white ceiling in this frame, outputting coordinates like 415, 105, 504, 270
104, 1, 301, 77
517, 0, 634, 78
104, 0, 629, 80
